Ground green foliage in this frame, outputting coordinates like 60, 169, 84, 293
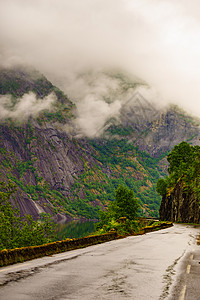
0, 128, 164, 219
112, 185, 139, 220
167, 141, 195, 176
156, 178, 168, 196
0, 181, 55, 250
96, 217, 140, 236
107, 125, 135, 136
83, 138, 164, 217
16, 160, 36, 177
40, 101, 73, 124
96, 185, 139, 235
156, 141, 200, 200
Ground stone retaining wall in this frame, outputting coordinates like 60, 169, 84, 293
0, 222, 173, 267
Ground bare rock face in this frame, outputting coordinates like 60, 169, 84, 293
159, 181, 200, 223
120, 101, 200, 157
105, 92, 200, 158
0, 120, 99, 221
0, 66, 99, 221
1, 66, 200, 222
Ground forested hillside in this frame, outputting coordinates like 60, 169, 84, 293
0, 66, 200, 221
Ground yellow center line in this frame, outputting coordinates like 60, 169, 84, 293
190, 254, 194, 260
179, 285, 186, 300
186, 264, 191, 274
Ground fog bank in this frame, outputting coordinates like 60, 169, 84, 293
1, 0, 200, 128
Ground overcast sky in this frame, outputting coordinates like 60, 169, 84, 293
1, 0, 200, 119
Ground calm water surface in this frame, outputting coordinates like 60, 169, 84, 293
55, 220, 96, 240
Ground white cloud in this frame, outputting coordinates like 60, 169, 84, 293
0, 92, 56, 121
74, 95, 122, 137
1, 0, 200, 124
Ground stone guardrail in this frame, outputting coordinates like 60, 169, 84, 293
0, 232, 117, 267
0, 222, 173, 267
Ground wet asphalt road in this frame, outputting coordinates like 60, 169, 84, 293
0, 224, 199, 300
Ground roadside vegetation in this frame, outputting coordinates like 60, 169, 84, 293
0, 181, 55, 251
0, 180, 172, 265
156, 141, 200, 200
94, 185, 169, 236
95, 185, 141, 236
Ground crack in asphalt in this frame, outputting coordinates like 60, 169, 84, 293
159, 251, 186, 300
0, 253, 81, 287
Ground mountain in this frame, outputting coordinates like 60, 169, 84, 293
0, 66, 99, 222
69, 70, 200, 156
0, 66, 200, 221
105, 92, 200, 157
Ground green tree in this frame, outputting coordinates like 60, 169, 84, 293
0, 180, 55, 250
156, 141, 200, 200
96, 185, 140, 235
98, 185, 139, 224
167, 141, 196, 176
112, 185, 139, 220
156, 178, 167, 196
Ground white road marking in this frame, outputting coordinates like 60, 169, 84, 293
190, 254, 194, 260
179, 285, 186, 300
186, 264, 191, 274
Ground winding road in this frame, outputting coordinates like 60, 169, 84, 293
0, 224, 199, 300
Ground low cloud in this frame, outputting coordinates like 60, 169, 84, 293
0, 92, 56, 121
74, 95, 122, 137
71, 72, 164, 137
1, 0, 200, 130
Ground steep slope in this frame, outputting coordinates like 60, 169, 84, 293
159, 142, 200, 223
0, 120, 101, 221
159, 181, 200, 223
72, 138, 165, 218
0, 66, 100, 221
105, 93, 200, 157
1, 66, 200, 221
67, 70, 200, 157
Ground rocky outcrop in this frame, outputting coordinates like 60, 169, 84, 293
159, 181, 200, 223
0, 120, 99, 221
1, 66, 200, 222
0, 66, 100, 221
120, 100, 200, 157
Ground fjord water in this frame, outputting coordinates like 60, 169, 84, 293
55, 220, 96, 240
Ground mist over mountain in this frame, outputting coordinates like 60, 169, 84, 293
1, 1, 200, 221
0, 66, 200, 221
1, 0, 200, 118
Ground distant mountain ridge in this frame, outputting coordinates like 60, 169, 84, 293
0, 66, 200, 221
105, 92, 200, 157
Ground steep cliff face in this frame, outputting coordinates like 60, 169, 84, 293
159, 181, 200, 223
0, 67, 101, 221
0, 120, 99, 221
1, 66, 200, 221
133, 106, 200, 157
108, 95, 200, 157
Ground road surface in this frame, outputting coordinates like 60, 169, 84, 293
0, 224, 199, 300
